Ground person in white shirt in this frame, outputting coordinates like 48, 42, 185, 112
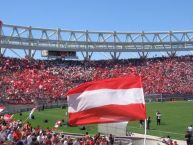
187, 125, 193, 134
27, 134, 32, 145
63, 138, 68, 145
73, 138, 80, 145
156, 111, 161, 125
7, 131, 13, 142
37, 133, 44, 144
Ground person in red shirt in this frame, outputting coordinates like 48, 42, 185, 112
44, 134, 52, 145
13, 129, 22, 142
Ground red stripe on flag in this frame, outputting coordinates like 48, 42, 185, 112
68, 104, 146, 126
67, 76, 146, 126
0, 105, 6, 112
67, 76, 142, 95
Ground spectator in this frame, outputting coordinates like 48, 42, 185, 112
165, 136, 172, 145
188, 125, 193, 134
108, 134, 114, 145
156, 111, 161, 126
174, 141, 179, 145
2, 56, 193, 105
185, 131, 192, 145
147, 116, 151, 130
139, 120, 144, 128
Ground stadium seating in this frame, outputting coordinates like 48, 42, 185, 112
1, 56, 193, 104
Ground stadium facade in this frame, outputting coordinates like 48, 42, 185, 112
1, 22, 193, 60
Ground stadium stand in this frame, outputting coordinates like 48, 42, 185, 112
0, 56, 191, 144
1, 56, 193, 105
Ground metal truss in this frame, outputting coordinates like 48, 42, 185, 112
1, 23, 193, 59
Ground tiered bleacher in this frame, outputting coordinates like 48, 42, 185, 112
1, 56, 193, 104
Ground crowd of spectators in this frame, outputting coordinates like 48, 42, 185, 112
1, 56, 193, 104
162, 136, 179, 145
0, 116, 113, 145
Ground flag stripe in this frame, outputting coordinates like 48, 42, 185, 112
67, 76, 142, 95
29, 107, 37, 119
67, 76, 146, 126
69, 104, 146, 125
68, 88, 144, 112
0, 105, 5, 112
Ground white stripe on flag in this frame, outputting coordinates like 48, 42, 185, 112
0, 106, 5, 113
68, 88, 144, 113
67, 76, 146, 125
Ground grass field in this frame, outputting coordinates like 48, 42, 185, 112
129, 101, 193, 140
14, 101, 193, 140
14, 108, 97, 135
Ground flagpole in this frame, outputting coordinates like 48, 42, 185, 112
66, 97, 69, 126
143, 119, 147, 145
11, 114, 14, 119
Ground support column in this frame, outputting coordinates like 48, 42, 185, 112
167, 51, 176, 57
138, 52, 148, 59
27, 26, 33, 58
28, 49, 32, 58
0, 20, 2, 57
110, 52, 117, 60
0, 48, 2, 57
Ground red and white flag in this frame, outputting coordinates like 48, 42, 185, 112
0, 105, 5, 113
29, 107, 37, 119
67, 76, 146, 126
4, 114, 13, 122
54, 120, 62, 128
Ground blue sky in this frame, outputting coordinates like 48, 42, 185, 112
1, 0, 193, 31
1, 0, 193, 59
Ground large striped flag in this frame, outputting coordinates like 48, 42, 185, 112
67, 76, 146, 126
0, 105, 5, 113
